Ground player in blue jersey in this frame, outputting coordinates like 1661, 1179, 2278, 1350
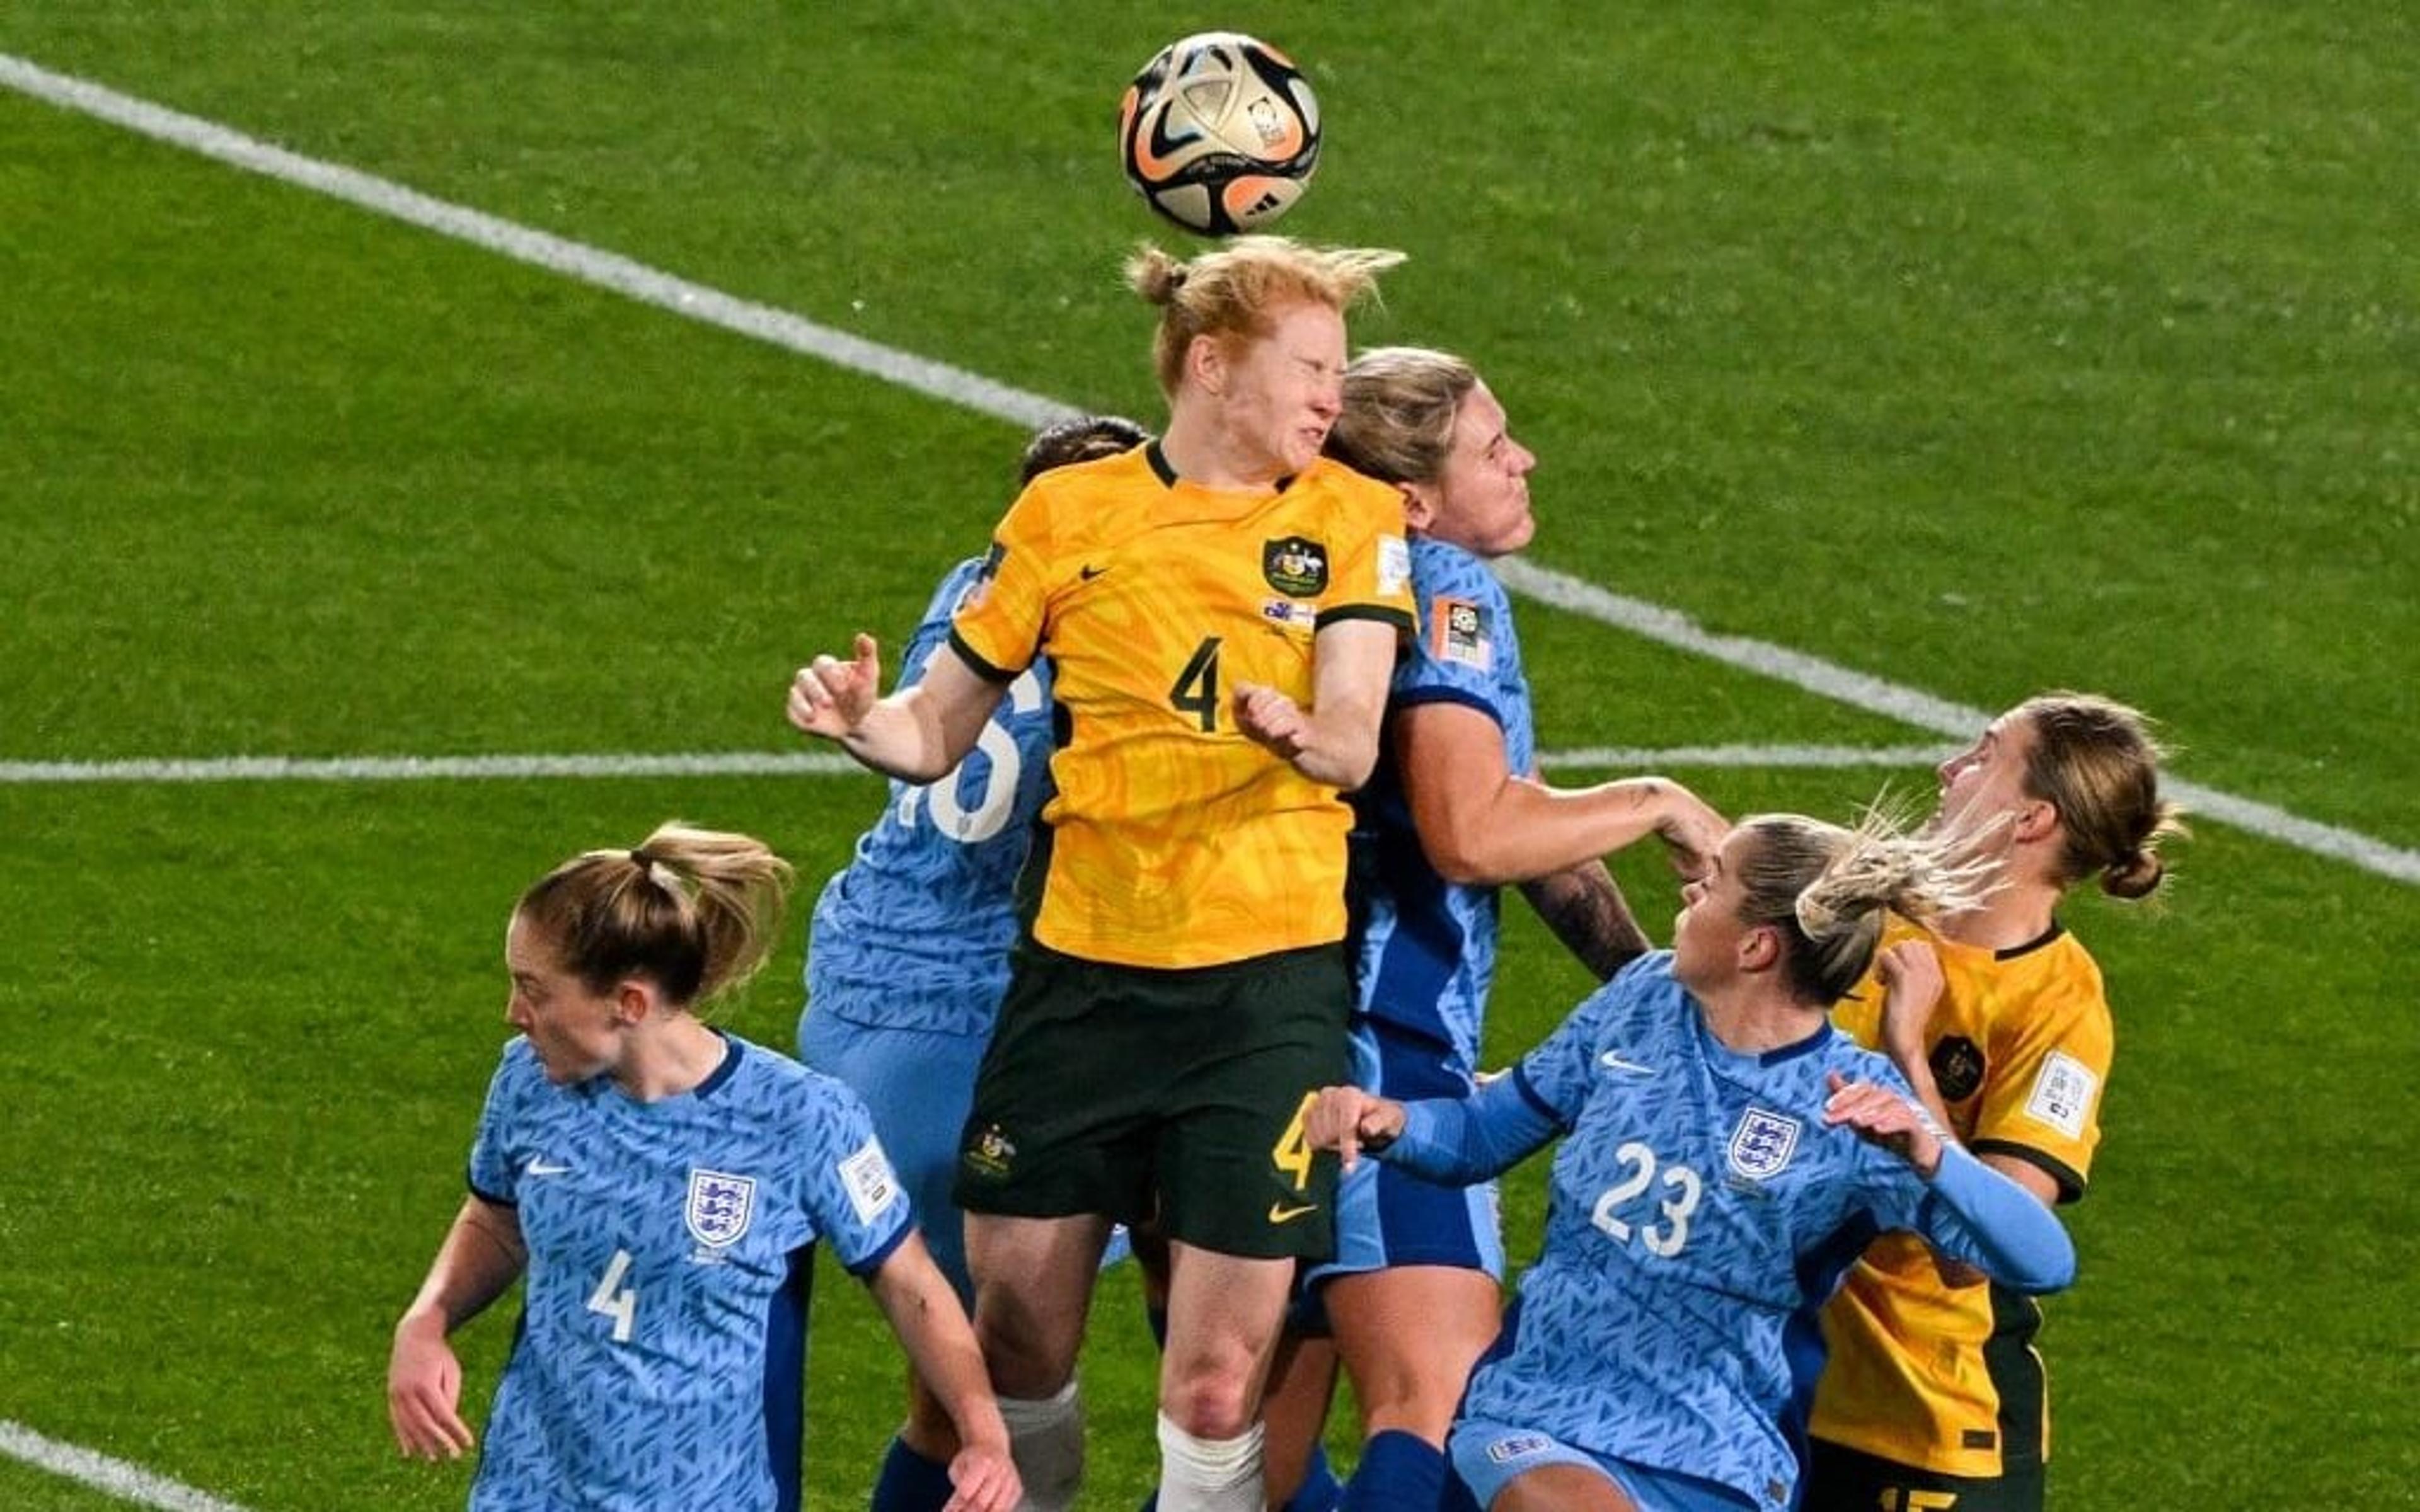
1304, 811, 2077, 1512
1257, 346, 1727, 1512
388, 823, 1018, 1512
800, 414, 1150, 1512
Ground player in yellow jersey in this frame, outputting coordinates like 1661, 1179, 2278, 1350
788, 236, 1414, 1512
1803, 692, 2184, 1512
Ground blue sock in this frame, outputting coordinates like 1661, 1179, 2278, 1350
1340, 1429, 1446, 1512
870, 1435, 955, 1512
1286, 1440, 1344, 1512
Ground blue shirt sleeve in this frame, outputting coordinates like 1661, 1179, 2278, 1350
1910, 1144, 2078, 1295
1395, 545, 1512, 726
1382, 1069, 1565, 1184
797, 1079, 916, 1276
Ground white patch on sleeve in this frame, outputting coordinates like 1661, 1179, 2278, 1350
1377, 535, 1411, 596
2022, 1051, 2099, 1141
838, 1138, 902, 1225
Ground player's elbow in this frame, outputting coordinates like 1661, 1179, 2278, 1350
1420, 829, 1512, 887
1999, 1236, 2077, 1295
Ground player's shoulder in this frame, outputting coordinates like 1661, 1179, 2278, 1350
1298, 454, 1407, 520
918, 556, 992, 626
1576, 951, 1687, 1036
1966, 920, 2113, 1043
997, 446, 1163, 565
721, 1034, 875, 1123
1409, 534, 1508, 604
1819, 1031, 1913, 1093
1023, 444, 1153, 516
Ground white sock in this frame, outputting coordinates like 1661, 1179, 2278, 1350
997, 1379, 1083, 1512
1155, 1411, 1265, 1512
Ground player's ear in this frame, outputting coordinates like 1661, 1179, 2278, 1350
2010, 796, 2060, 846
1738, 924, 1782, 975
1186, 332, 1227, 396
1398, 480, 1438, 533
614, 979, 657, 1026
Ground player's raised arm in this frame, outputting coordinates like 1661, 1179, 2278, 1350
789, 634, 1004, 784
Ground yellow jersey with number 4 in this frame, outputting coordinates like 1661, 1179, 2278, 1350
949, 442, 1412, 969
1812, 914, 2114, 1479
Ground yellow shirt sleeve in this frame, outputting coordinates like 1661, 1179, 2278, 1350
1968, 949, 2113, 1201
1313, 477, 1415, 631
948, 482, 1061, 682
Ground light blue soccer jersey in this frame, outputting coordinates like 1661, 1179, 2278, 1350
805, 558, 1055, 1038
1460, 955, 1952, 1512
1350, 537, 1535, 1066
465, 1034, 911, 1512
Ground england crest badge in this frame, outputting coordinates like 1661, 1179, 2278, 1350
686, 1167, 758, 1249
1726, 1107, 1802, 1183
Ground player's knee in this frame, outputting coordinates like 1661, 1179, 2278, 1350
973, 1288, 1083, 1397
1349, 1356, 1467, 1441
1160, 1361, 1260, 1438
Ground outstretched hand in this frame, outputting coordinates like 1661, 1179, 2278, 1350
1303, 1085, 1405, 1172
1823, 1070, 1944, 1177
1653, 786, 1730, 882
387, 1315, 475, 1461
786, 634, 883, 741
942, 1441, 1021, 1512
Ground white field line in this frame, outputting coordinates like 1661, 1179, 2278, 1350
0, 745, 1952, 786
1493, 559, 2420, 885
0, 55, 1075, 432
3, 53, 2414, 889
0, 1421, 251, 1512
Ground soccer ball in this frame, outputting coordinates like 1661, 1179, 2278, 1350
1118, 32, 1322, 236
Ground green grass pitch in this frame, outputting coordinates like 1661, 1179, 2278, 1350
1, 4, 2414, 1509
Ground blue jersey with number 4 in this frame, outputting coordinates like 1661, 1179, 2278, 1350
465, 1034, 910, 1512
1464, 955, 1960, 1512
1351, 537, 1535, 1066
806, 558, 1055, 1038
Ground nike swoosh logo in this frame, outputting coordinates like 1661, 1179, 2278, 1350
1598, 1050, 1656, 1077
1267, 1201, 1319, 1224
525, 1158, 573, 1176
1079, 564, 1108, 581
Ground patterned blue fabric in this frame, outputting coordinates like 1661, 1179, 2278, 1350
466, 1034, 911, 1512
805, 558, 1055, 1040
1422, 955, 1949, 1512
1349, 536, 1535, 1070
1309, 1016, 1504, 1286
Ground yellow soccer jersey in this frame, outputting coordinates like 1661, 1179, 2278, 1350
1812, 914, 2115, 1478
948, 443, 1414, 969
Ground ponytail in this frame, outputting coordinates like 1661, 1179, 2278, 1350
516, 822, 792, 1010
2014, 692, 2186, 898
1737, 810, 1995, 1005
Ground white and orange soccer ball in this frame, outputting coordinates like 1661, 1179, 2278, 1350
1118, 32, 1322, 236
